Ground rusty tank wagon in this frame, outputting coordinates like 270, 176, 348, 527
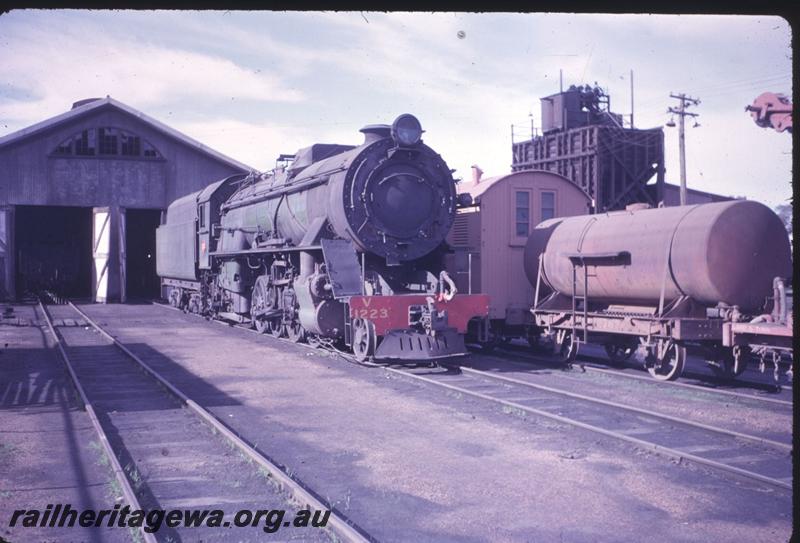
157, 114, 488, 361
524, 200, 792, 380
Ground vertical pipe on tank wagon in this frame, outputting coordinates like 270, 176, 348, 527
468, 253, 472, 295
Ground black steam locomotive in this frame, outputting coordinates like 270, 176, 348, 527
156, 115, 488, 361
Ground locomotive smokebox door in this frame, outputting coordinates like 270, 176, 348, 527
320, 239, 363, 298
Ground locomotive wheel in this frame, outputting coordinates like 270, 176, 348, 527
647, 342, 686, 381
604, 341, 636, 366
352, 318, 376, 362
253, 318, 268, 334
250, 278, 273, 334
553, 329, 578, 364
266, 319, 284, 338
286, 321, 305, 343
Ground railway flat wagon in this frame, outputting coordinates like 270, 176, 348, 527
445, 169, 591, 345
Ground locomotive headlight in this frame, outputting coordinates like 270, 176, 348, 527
391, 114, 423, 146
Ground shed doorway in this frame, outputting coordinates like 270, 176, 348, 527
124, 208, 162, 300
15, 205, 92, 299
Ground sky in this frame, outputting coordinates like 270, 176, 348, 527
0, 10, 793, 208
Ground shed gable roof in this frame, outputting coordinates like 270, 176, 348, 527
0, 97, 255, 172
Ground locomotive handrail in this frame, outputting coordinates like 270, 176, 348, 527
209, 245, 322, 257
221, 165, 348, 212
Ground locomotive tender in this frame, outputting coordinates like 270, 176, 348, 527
525, 200, 793, 380
156, 114, 489, 361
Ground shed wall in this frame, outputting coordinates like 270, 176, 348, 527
0, 103, 246, 301
0, 107, 242, 209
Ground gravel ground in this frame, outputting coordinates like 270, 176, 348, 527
465, 349, 792, 444
79, 302, 793, 543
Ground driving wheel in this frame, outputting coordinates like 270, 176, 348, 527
352, 318, 377, 362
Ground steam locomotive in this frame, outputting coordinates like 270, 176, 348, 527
524, 200, 793, 381
156, 114, 489, 361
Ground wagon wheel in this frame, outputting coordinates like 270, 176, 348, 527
708, 346, 749, 380
286, 320, 305, 343
474, 333, 500, 353
168, 288, 181, 308
553, 329, 578, 365
526, 329, 542, 350
604, 340, 637, 366
352, 318, 376, 362
646, 341, 686, 381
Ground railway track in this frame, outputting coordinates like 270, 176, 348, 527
379, 361, 792, 491
149, 302, 792, 491
496, 342, 793, 407
39, 299, 370, 543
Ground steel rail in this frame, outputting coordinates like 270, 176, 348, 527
579, 362, 793, 406
37, 300, 158, 543
457, 365, 791, 450
497, 344, 793, 407
381, 365, 791, 491
69, 302, 371, 543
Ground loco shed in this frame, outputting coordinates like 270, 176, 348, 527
157, 115, 489, 361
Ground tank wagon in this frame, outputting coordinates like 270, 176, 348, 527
157, 115, 489, 361
524, 200, 792, 380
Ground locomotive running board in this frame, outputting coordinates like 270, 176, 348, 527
321, 238, 363, 298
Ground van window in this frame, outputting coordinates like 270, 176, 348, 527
541, 191, 555, 221
515, 191, 530, 236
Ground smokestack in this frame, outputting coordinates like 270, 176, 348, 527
360, 124, 391, 145
471, 164, 483, 185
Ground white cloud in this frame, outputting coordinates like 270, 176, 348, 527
0, 12, 305, 127
174, 118, 363, 172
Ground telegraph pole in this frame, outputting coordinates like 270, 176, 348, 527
630, 70, 634, 128
667, 93, 700, 205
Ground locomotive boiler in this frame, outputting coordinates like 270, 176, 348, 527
157, 114, 489, 361
524, 200, 792, 380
